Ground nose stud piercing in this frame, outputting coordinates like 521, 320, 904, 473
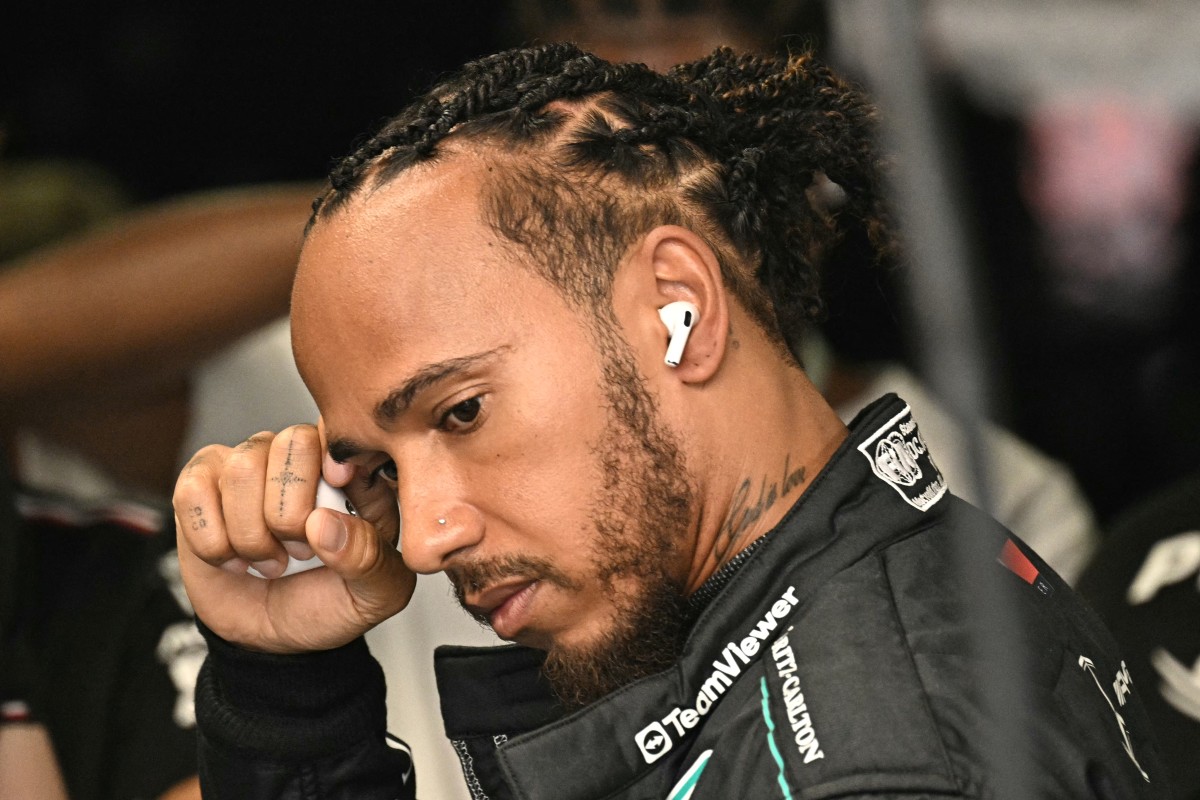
437, 518, 447, 525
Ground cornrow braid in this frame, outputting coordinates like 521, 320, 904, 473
310, 42, 893, 357
321, 44, 606, 199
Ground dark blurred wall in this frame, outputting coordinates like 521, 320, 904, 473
2, 1, 506, 200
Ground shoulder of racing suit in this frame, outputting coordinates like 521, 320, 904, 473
436, 395, 1168, 800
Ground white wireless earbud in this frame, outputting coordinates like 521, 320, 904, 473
658, 301, 699, 367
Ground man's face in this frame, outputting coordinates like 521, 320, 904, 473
292, 157, 696, 705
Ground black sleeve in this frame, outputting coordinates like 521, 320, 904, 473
194, 622, 416, 800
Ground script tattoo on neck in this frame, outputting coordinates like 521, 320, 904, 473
715, 454, 807, 565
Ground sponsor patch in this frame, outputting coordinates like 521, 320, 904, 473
769, 632, 825, 766
635, 720, 673, 763
634, 586, 800, 763
858, 405, 946, 512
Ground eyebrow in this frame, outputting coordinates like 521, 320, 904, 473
326, 347, 508, 463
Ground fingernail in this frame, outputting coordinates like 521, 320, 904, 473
319, 512, 348, 553
249, 559, 284, 579
222, 557, 250, 575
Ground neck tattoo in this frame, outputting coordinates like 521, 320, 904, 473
714, 453, 806, 566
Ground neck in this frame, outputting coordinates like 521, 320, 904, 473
682, 345, 847, 595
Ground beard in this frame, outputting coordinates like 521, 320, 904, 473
450, 326, 697, 711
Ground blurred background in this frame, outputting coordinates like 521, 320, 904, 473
4, 0, 1198, 520
2, 1, 1199, 798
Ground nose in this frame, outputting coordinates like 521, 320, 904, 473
396, 469, 484, 574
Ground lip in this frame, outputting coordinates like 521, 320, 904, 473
465, 580, 540, 640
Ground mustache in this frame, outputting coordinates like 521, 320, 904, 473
448, 554, 583, 608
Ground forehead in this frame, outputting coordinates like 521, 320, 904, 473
297, 155, 489, 295
288, 156, 580, 427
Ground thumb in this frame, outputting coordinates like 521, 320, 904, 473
307, 507, 416, 623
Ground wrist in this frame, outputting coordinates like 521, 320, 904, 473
195, 620, 388, 761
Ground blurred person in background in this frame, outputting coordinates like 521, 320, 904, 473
1, 444, 70, 800
921, 0, 1200, 521
0, 184, 316, 800
1079, 473, 1200, 799
1, 6, 504, 797
515, 0, 1101, 584
0, 181, 502, 799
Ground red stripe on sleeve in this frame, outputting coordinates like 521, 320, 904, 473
998, 539, 1039, 585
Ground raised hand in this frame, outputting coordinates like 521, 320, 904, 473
172, 423, 414, 653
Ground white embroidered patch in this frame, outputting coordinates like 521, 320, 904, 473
858, 405, 947, 512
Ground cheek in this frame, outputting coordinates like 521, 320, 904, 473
463, 385, 608, 537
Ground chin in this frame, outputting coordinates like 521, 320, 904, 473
540, 588, 692, 711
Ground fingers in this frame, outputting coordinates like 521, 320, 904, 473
174, 425, 325, 579
317, 416, 355, 486
306, 507, 416, 621
175, 444, 245, 572
220, 432, 286, 575
173, 424, 414, 654
263, 424, 324, 536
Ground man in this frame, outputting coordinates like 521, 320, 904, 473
1079, 472, 1200, 798
175, 44, 1165, 799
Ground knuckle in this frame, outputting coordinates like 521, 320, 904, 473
174, 446, 225, 498
242, 431, 278, 447
344, 516, 383, 575
172, 475, 204, 513
222, 522, 281, 565
191, 539, 230, 567
223, 446, 268, 487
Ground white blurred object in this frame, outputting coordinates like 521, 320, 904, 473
181, 317, 319, 462
1126, 531, 1200, 605
924, 1, 1200, 116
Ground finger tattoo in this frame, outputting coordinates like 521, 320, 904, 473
269, 439, 307, 514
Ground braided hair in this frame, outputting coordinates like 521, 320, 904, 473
310, 43, 893, 355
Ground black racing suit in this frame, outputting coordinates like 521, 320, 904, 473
195, 395, 1169, 799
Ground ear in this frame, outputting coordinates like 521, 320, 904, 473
613, 224, 730, 384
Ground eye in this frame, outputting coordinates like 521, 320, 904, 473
371, 459, 398, 485
440, 396, 483, 432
